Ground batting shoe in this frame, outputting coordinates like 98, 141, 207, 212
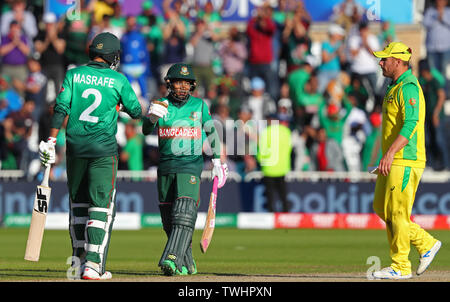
417, 240, 442, 275
82, 263, 112, 280
372, 267, 412, 280
160, 260, 188, 276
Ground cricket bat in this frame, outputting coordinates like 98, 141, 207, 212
24, 165, 52, 262
200, 176, 218, 253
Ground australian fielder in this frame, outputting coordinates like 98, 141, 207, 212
371, 42, 441, 279
142, 63, 228, 276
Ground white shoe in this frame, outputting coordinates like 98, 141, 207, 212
417, 240, 442, 275
82, 266, 112, 280
372, 267, 412, 280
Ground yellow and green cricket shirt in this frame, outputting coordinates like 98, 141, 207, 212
381, 69, 426, 168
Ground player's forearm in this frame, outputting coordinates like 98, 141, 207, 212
142, 116, 157, 135
49, 128, 60, 139
385, 134, 409, 158
205, 123, 221, 159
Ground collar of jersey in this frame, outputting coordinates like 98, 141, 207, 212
168, 94, 190, 107
87, 60, 110, 69
393, 69, 412, 86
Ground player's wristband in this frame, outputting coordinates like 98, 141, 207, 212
47, 137, 57, 146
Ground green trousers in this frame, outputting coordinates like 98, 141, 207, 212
66, 155, 118, 274
158, 173, 200, 272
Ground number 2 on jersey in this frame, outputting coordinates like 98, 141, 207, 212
79, 88, 101, 123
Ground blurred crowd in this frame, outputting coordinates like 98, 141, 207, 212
0, 0, 449, 181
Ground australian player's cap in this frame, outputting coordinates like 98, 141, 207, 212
373, 42, 412, 62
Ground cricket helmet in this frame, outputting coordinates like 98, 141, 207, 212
164, 63, 197, 101
88, 32, 121, 70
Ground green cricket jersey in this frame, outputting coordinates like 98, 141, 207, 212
142, 95, 221, 177
51, 61, 142, 158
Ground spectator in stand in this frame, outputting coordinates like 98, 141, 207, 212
423, 0, 450, 95
257, 113, 292, 212
163, 0, 193, 39
62, 0, 92, 67
317, 24, 346, 94
196, 0, 224, 36
14, 55, 47, 121
189, 18, 219, 98
1, 0, 37, 40
287, 59, 314, 127
120, 15, 151, 99
347, 21, 381, 104
282, 1, 312, 74
244, 77, 276, 125
418, 59, 448, 170
0, 75, 22, 122
344, 75, 369, 111
140, 5, 164, 89
246, 3, 278, 100
330, 0, 365, 32
218, 25, 247, 99
297, 72, 324, 127
311, 127, 345, 172
0, 20, 31, 96
34, 12, 66, 100
378, 20, 396, 48
4, 99, 35, 170
159, 8, 187, 82
120, 120, 144, 179
318, 81, 353, 146
362, 109, 382, 171
342, 89, 370, 172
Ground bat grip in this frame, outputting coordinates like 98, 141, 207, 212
41, 165, 51, 187
212, 176, 218, 194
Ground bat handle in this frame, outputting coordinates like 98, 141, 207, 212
212, 176, 218, 194
41, 165, 51, 187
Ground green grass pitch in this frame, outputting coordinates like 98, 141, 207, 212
0, 228, 449, 281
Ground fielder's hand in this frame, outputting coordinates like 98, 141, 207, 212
211, 158, 228, 188
39, 137, 56, 167
147, 100, 168, 123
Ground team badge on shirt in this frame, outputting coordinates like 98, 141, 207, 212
189, 111, 199, 121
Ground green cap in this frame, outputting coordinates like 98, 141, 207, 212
164, 63, 196, 82
89, 32, 121, 56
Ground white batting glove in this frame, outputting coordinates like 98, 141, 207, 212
211, 158, 228, 189
147, 100, 168, 123
39, 137, 56, 167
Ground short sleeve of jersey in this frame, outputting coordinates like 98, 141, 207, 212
399, 82, 420, 140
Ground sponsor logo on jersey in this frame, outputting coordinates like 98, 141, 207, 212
409, 98, 416, 106
159, 127, 201, 139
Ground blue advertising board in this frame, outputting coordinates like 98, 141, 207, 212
1, 180, 449, 217
45, 0, 414, 24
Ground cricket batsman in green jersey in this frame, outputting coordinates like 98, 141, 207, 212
370, 42, 441, 279
142, 63, 229, 276
38, 32, 143, 280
